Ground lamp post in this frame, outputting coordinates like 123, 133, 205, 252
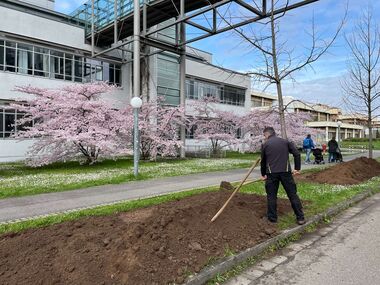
131, 97, 143, 177
132, 0, 141, 177
337, 121, 342, 148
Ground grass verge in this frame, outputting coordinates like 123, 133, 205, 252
240, 176, 380, 229
0, 152, 259, 199
341, 139, 380, 150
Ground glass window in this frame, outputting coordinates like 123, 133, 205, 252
96, 65, 103, 81
5, 46, 16, 72
109, 64, 121, 85
64, 54, 73, 81
84, 63, 93, 82
114, 66, 121, 85
74, 57, 83, 82
252, 97, 262, 107
0, 111, 3, 136
6, 42, 16, 48
186, 80, 197, 99
109, 64, 115, 83
34, 52, 50, 77
0, 40, 120, 85
17, 48, 33, 75
0, 45, 4, 70
102, 62, 110, 82
50, 54, 64, 79
5, 112, 15, 137
157, 54, 179, 104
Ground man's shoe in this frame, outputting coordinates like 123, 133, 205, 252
268, 219, 277, 224
297, 219, 306, 225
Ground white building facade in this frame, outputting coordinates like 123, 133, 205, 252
0, 0, 251, 161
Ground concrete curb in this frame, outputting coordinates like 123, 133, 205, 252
184, 188, 375, 285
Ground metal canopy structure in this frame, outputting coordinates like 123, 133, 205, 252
70, 0, 319, 56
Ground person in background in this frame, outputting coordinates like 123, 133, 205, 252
261, 127, 305, 225
328, 137, 339, 163
322, 143, 327, 155
303, 134, 315, 164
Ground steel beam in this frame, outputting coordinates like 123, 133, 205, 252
235, 0, 263, 16
179, 0, 186, 158
143, 1, 147, 35
91, 0, 95, 57
186, 20, 213, 34
114, 0, 118, 44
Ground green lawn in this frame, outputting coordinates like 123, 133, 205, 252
0, 152, 259, 199
341, 139, 380, 150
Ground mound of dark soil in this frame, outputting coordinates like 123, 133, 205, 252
0, 191, 292, 285
302, 157, 380, 185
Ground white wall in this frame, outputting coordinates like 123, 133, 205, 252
18, 0, 55, 10
0, 6, 90, 51
0, 140, 34, 162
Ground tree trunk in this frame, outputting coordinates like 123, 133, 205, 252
368, 106, 373, 159
270, 0, 287, 139
276, 82, 287, 139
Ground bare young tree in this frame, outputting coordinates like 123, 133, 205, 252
342, 7, 380, 158
217, 0, 346, 139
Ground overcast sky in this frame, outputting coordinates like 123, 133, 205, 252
55, 0, 380, 109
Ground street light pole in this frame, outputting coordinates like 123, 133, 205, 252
133, 0, 141, 177
131, 97, 143, 176
337, 121, 342, 148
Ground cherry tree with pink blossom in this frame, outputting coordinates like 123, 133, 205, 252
187, 97, 243, 156
12, 82, 132, 166
137, 98, 186, 160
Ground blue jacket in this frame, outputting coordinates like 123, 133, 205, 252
303, 137, 314, 150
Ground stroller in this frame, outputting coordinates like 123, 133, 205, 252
312, 148, 325, 164
335, 147, 343, 163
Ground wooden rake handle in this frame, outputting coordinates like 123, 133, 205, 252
211, 158, 261, 222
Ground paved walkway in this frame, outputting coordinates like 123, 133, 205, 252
0, 151, 376, 224
225, 192, 380, 285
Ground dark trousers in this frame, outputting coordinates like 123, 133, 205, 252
265, 172, 304, 222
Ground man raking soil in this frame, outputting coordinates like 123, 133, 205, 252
212, 126, 305, 225
261, 127, 305, 225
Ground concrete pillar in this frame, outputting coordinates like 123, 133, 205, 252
345, 128, 348, 140
325, 127, 329, 142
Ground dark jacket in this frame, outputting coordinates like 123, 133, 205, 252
328, 139, 338, 153
261, 135, 301, 176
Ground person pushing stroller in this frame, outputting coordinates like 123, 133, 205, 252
328, 137, 343, 162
